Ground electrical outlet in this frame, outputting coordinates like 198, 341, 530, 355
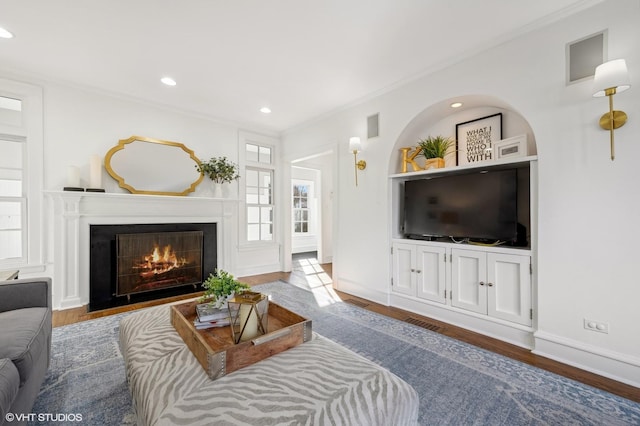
584, 319, 609, 334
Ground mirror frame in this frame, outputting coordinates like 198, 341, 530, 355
105, 135, 204, 196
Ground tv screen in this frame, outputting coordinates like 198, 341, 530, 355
403, 169, 518, 241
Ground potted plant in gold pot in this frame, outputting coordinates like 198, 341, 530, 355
417, 136, 454, 169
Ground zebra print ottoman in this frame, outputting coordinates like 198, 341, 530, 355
119, 304, 419, 426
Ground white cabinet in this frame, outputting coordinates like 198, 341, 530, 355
450, 249, 487, 315
451, 249, 531, 326
392, 241, 531, 327
389, 158, 536, 346
392, 243, 416, 297
392, 243, 446, 304
487, 252, 532, 326
416, 245, 447, 304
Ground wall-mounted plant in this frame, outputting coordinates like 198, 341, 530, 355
195, 156, 240, 184
417, 136, 455, 159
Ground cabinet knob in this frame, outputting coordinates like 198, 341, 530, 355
416, 270, 422, 274
487, 282, 494, 287
479, 281, 485, 286
410, 269, 415, 272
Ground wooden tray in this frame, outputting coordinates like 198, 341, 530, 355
171, 299, 312, 380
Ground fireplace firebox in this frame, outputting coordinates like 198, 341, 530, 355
90, 223, 216, 311
116, 231, 203, 297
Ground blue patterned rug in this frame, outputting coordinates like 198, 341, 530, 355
32, 281, 640, 425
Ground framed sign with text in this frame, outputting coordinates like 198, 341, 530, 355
456, 113, 502, 165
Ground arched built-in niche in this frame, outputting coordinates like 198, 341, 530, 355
388, 94, 537, 175
387, 95, 539, 348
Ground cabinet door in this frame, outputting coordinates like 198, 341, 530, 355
392, 243, 416, 296
487, 253, 531, 326
416, 245, 447, 304
451, 249, 487, 314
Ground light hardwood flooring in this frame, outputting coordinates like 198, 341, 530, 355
52, 254, 639, 403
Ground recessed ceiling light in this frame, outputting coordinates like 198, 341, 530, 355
161, 77, 176, 86
260, 107, 272, 114
450, 102, 463, 108
0, 27, 14, 39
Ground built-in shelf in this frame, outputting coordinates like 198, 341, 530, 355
388, 155, 538, 348
388, 155, 537, 179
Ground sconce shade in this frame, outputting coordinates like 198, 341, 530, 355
349, 137, 362, 153
593, 59, 631, 97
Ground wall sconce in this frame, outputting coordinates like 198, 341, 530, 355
349, 137, 366, 186
593, 59, 631, 160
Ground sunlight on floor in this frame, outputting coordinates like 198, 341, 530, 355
291, 253, 339, 307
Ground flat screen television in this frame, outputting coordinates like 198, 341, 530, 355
403, 168, 518, 242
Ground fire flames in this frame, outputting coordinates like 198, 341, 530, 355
136, 244, 188, 279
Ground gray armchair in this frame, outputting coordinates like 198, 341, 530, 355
0, 278, 52, 426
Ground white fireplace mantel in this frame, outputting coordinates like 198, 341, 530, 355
45, 191, 238, 310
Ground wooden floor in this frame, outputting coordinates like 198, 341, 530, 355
52, 259, 639, 403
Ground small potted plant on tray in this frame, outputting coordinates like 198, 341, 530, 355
417, 136, 454, 169
200, 269, 250, 309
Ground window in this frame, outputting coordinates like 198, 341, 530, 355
0, 137, 25, 261
0, 81, 44, 270
246, 168, 273, 241
0, 97, 25, 263
293, 181, 311, 234
245, 142, 274, 242
246, 143, 272, 164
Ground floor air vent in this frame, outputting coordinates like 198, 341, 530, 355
405, 317, 441, 332
344, 299, 369, 308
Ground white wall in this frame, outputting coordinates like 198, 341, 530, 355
282, 0, 640, 385
315, 154, 334, 264
2, 75, 282, 284
42, 83, 240, 196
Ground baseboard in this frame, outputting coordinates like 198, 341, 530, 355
335, 276, 389, 306
58, 296, 84, 311
292, 246, 317, 254
390, 293, 535, 349
533, 330, 640, 388
235, 262, 282, 278
320, 255, 333, 264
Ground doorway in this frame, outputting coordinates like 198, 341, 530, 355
290, 151, 334, 266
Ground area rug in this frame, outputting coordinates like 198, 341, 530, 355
32, 281, 640, 425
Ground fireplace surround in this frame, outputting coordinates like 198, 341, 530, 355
46, 191, 236, 311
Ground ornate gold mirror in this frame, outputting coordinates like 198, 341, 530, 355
105, 135, 203, 196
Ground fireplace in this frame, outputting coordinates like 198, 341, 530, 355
116, 231, 203, 297
90, 223, 216, 311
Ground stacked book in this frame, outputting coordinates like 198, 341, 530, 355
194, 303, 231, 330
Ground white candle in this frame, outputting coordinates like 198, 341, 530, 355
89, 155, 102, 188
66, 166, 80, 187
239, 304, 259, 341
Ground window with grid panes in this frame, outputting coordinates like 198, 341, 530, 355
292, 182, 311, 234
0, 96, 25, 263
245, 143, 274, 241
